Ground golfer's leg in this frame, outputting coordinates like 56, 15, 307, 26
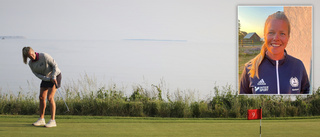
39, 88, 48, 119
47, 86, 57, 120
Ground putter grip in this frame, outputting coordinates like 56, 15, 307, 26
53, 81, 58, 88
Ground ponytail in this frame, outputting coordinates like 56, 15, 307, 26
247, 44, 267, 78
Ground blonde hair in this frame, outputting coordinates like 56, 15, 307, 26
247, 11, 290, 78
22, 47, 33, 64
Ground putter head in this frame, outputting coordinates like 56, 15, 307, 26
64, 110, 70, 114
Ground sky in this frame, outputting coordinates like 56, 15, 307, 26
0, 0, 232, 42
238, 6, 283, 39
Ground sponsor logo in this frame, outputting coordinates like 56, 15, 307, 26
257, 79, 266, 85
255, 86, 269, 92
292, 88, 300, 91
255, 87, 260, 92
290, 77, 299, 87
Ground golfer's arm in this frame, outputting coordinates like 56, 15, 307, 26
32, 71, 50, 81
46, 54, 59, 79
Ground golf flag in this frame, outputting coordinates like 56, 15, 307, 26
247, 108, 262, 120
248, 108, 263, 137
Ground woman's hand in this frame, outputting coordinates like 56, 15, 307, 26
50, 78, 57, 87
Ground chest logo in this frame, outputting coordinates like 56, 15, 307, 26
257, 79, 266, 85
290, 77, 299, 87
255, 87, 260, 92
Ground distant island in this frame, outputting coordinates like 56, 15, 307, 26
123, 39, 187, 42
0, 36, 25, 40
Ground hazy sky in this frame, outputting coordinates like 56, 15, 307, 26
238, 6, 283, 39
0, 0, 233, 42
1, 0, 320, 89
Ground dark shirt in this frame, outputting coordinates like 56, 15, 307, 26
239, 53, 310, 94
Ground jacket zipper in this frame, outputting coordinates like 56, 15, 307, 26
276, 60, 280, 94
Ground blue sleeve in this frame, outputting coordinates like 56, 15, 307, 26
239, 66, 252, 94
300, 65, 310, 94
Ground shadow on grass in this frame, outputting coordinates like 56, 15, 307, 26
0, 123, 36, 128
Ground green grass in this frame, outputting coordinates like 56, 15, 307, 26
1, 115, 320, 137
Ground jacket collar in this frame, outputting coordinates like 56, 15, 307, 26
265, 50, 287, 66
32, 52, 39, 62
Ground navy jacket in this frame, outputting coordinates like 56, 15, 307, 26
239, 53, 310, 94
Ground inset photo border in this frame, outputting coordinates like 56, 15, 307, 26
237, 5, 313, 95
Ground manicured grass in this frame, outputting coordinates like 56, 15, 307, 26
1, 115, 320, 137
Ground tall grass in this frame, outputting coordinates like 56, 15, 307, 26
1, 74, 320, 118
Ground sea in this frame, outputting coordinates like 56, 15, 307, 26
0, 39, 237, 100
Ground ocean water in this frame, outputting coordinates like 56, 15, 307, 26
0, 39, 236, 99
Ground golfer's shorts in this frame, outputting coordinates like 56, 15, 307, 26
40, 73, 62, 89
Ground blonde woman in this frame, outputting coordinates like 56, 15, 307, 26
239, 11, 309, 94
22, 47, 61, 127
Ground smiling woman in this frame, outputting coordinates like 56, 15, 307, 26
239, 11, 310, 94
265, 18, 290, 60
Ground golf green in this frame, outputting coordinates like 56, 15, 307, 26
0, 115, 319, 137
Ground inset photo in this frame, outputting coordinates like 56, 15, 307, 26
238, 6, 313, 94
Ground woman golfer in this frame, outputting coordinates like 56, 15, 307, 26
239, 11, 310, 94
22, 47, 61, 127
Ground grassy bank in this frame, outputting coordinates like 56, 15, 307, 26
1, 115, 320, 137
1, 79, 320, 118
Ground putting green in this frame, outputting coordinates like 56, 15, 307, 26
0, 115, 319, 137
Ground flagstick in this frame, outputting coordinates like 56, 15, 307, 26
260, 106, 262, 137
260, 119, 261, 137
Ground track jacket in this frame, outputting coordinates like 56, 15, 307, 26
239, 52, 310, 94
28, 52, 61, 81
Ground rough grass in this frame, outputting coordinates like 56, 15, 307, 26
1, 115, 320, 137
2, 83, 320, 118
2, 73, 320, 118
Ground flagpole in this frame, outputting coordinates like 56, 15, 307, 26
260, 106, 262, 137
260, 119, 261, 137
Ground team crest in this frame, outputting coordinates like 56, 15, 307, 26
290, 77, 299, 87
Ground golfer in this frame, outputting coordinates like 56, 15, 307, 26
22, 47, 61, 127
239, 11, 310, 94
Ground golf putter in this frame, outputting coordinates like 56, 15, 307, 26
55, 83, 70, 112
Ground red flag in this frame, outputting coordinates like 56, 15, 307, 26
247, 109, 262, 120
